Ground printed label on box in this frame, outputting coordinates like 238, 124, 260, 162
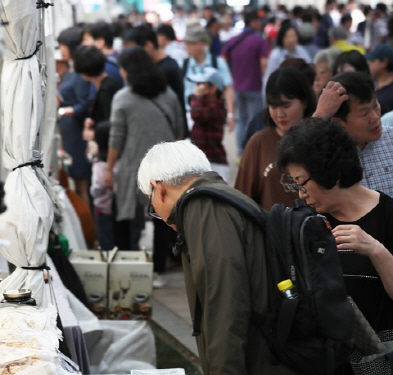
108, 251, 153, 320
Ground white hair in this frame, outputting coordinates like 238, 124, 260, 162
314, 48, 342, 71
137, 140, 212, 195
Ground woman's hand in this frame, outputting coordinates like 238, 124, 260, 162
333, 224, 393, 299
313, 81, 349, 120
332, 224, 385, 257
104, 169, 114, 190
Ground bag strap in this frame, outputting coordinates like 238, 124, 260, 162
173, 186, 266, 338
149, 99, 176, 138
226, 31, 253, 68
182, 58, 190, 78
183, 55, 218, 77
173, 186, 266, 262
211, 53, 218, 69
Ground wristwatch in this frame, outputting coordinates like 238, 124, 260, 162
58, 108, 66, 117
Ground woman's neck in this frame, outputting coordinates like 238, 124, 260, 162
327, 184, 380, 222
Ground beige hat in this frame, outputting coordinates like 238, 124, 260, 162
183, 24, 210, 43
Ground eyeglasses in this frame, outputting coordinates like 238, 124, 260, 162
288, 177, 312, 194
147, 186, 162, 220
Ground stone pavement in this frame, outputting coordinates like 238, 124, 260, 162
140, 128, 239, 360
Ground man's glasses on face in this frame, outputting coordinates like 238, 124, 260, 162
288, 177, 312, 194
147, 186, 162, 220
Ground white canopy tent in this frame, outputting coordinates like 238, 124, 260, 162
0, 0, 54, 306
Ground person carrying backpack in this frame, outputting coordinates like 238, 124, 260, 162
137, 140, 299, 375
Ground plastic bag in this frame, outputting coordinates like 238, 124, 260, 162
0, 303, 61, 338
0, 329, 59, 352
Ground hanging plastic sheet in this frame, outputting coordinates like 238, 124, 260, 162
0, 0, 54, 306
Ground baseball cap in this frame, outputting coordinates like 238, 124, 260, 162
183, 24, 210, 43
365, 44, 393, 61
187, 67, 225, 91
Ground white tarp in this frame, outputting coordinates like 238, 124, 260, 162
39, 3, 57, 175
0, 0, 54, 306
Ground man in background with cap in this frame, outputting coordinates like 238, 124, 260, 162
182, 23, 235, 132
366, 44, 393, 115
222, 10, 268, 157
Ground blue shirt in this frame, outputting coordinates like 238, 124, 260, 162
359, 126, 393, 198
183, 52, 233, 111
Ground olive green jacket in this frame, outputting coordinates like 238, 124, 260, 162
168, 172, 300, 375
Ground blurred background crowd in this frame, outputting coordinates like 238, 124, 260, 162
55, 0, 393, 287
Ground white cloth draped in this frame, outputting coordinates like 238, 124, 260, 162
0, 0, 54, 306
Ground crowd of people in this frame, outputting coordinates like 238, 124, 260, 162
55, 0, 393, 279
53, 1, 393, 374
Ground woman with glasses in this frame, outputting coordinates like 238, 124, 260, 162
278, 117, 393, 374
235, 67, 316, 210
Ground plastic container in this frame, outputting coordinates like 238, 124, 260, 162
277, 279, 299, 299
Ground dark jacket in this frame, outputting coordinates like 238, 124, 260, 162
168, 172, 299, 375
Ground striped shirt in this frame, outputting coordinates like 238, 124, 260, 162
359, 126, 393, 198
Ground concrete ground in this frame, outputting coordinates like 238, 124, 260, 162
140, 127, 239, 366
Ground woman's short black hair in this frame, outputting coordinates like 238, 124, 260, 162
276, 20, 298, 48
277, 117, 363, 189
265, 67, 316, 127
58, 27, 83, 56
118, 46, 167, 99
73, 45, 106, 77
333, 50, 370, 75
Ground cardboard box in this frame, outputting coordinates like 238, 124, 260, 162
69, 250, 108, 318
107, 250, 153, 320
69, 249, 153, 320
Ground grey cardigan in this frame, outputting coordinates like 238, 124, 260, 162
109, 86, 184, 221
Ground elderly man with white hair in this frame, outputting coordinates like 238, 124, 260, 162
137, 140, 297, 375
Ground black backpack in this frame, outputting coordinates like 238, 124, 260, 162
173, 186, 354, 375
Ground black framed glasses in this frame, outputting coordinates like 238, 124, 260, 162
147, 186, 162, 220
288, 177, 312, 194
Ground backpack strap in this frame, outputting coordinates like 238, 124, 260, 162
173, 186, 266, 261
183, 55, 218, 77
172, 186, 267, 338
182, 58, 190, 78
211, 54, 218, 69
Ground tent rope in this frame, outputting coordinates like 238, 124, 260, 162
15, 41, 42, 61
36, 1, 54, 9
12, 159, 44, 171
